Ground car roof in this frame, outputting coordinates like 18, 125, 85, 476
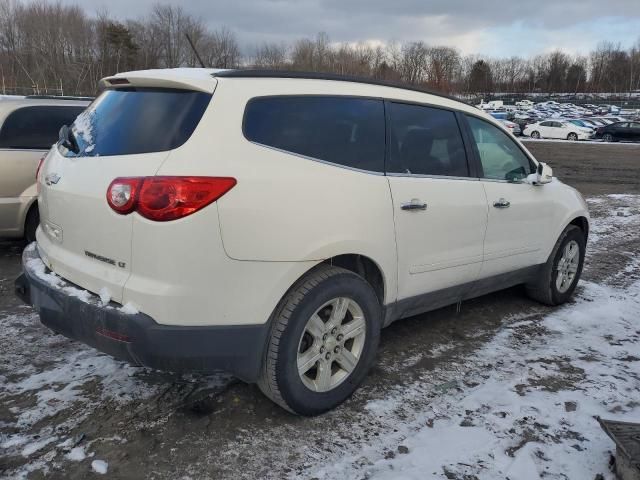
212, 69, 470, 108
0, 96, 90, 114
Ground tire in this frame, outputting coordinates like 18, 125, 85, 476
24, 204, 39, 244
258, 264, 381, 416
525, 225, 586, 306
567, 132, 578, 141
602, 133, 614, 143
531, 131, 540, 139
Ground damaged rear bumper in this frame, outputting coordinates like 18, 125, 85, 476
15, 244, 268, 382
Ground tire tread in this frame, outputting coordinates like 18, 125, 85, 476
257, 264, 356, 413
525, 225, 582, 305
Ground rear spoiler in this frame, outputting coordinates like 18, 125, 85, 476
100, 69, 218, 94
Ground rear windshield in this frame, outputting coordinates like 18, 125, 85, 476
64, 88, 211, 157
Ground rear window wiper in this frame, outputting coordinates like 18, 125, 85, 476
58, 124, 79, 153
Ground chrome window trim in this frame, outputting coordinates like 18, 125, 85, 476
385, 172, 479, 182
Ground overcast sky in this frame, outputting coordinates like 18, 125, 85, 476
65, 0, 640, 57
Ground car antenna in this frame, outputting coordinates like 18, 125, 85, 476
185, 33, 206, 68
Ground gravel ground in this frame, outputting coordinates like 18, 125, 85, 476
1, 141, 639, 479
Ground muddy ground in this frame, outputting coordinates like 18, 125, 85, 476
1, 140, 639, 479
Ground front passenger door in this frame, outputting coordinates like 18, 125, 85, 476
465, 115, 554, 278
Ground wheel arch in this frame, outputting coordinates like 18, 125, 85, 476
568, 215, 589, 240
323, 254, 386, 306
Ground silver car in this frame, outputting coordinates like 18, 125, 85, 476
0, 96, 89, 241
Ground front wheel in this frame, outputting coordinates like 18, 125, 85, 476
526, 225, 586, 305
567, 132, 578, 141
258, 265, 381, 415
530, 131, 541, 139
602, 133, 614, 143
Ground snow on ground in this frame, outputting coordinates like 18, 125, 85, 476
312, 278, 640, 480
0, 306, 230, 478
307, 194, 640, 480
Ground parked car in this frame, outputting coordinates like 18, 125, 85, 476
0, 96, 89, 241
15, 69, 590, 415
499, 119, 521, 135
595, 121, 640, 142
568, 119, 593, 129
523, 120, 593, 140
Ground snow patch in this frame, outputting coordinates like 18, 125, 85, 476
91, 459, 108, 474
98, 287, 111, 306
66, 446, 86, 461
119, 303, 139, 315
72, 109, 95, 150
21, 436, 56, 457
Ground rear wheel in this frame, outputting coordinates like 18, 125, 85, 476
531, 131, 541, 139
526, 225, 585, 306
24, 204, 39, 244
258, 265, 381, 415
567, 132, 578, 141
603, 133, 614, 143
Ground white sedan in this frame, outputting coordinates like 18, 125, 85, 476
523, 120, 593, 141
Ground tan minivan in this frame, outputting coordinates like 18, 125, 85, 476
0, 96, 88, 241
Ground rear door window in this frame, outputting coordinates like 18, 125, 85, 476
243, 96, 385, 172
0, 105, 85, 150
67, 88, 212, 157
387, 102, 469, 177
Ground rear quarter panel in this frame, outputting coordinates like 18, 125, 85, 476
155, 78, 403, 305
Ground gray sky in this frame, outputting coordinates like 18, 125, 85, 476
66, 0, 640, 57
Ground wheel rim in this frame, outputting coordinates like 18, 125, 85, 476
604, 134, 612, 142
532, 131, 540, 138
556, 240, 580, 293
569, 133, 577, 141
297, 297, 367, 393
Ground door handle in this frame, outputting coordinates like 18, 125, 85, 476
493, 198, 511, 209
401, 199, 428, 211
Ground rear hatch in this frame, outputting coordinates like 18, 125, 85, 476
38, 85, 213, 303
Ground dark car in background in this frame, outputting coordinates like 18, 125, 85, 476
595, 122, 640, 142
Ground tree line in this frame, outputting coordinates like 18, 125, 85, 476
1, 0, 639, 97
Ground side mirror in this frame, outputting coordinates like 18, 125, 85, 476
526, 163, 552, 185
536, 162, 553, 184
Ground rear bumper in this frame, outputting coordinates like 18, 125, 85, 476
15, 244, 269, 382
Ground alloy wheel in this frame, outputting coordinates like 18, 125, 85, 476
556, 240, 580, 293
296, 297, 367, 392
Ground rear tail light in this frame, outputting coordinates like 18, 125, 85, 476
107, 176, 236, 221
107, 177, 142, 214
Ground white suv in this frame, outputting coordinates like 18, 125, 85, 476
16, 69, 590, 415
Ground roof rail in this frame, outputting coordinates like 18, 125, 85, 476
212, 69, 468, 106
25, 95, 94, 101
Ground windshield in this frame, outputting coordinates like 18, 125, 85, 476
63, 88, 212, 157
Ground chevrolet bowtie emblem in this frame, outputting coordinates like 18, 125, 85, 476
45, 173, 61, 186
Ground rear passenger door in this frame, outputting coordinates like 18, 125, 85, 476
538, 121, 553, 138
464, 115, 553, 278
386, 102, 488, 311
